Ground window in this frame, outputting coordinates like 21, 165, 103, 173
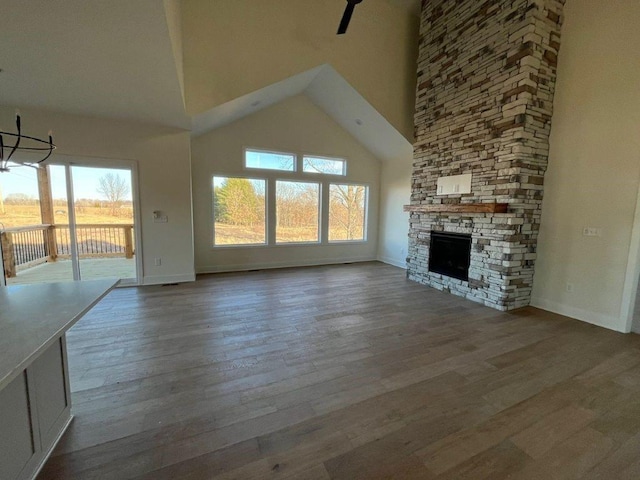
303, 156, 346, 175
329, 184, 368, 242
276, 181, 320, 243
213, 176, 266, 246
245, 149, 295, 172
214, 149, 369, 248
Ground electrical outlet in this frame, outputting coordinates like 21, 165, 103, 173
154, 258, 161, 266
566, 282, 574, 293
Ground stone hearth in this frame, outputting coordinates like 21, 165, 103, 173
407, 0, 566, 310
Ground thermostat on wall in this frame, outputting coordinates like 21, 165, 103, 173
436, 173, 472, 195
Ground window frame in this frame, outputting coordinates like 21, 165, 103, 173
274, 179, 322, 245
211, 147, 370, 250
327, 182, 369, 244
211, 174, 268, 248
302, 155, 347, 176
243, 147, 297, 173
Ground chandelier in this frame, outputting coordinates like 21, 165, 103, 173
0, 112, 56, 172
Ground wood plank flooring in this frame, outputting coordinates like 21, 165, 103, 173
38, 262, 640, 479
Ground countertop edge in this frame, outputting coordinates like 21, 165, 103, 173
0, 279, 119, 391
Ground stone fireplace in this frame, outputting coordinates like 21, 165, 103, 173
406, 0, 565, 310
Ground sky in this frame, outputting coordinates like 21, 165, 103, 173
0, 163, 133, 201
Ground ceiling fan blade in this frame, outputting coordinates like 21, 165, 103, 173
337, 0, 363, 35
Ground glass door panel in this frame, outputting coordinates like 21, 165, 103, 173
70, 166, 137, 283
0, 163, 74, 285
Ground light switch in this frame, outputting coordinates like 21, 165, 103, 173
153, 211, 168, 223
582, 227, 602, 237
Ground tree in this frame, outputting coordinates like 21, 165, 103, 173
330, 184, 366, 240
275, 182, 319, 229
214, 178, 262, 226
97, 173, 130, 215
4, 192, 37, 205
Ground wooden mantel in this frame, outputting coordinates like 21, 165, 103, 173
403, 203, 509, 214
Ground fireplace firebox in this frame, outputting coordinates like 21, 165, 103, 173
429, 232, 472, 281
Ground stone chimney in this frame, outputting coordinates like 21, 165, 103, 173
407, 0, 566, 310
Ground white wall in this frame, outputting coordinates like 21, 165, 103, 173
0, 106, 195, 285
377, 156, 412, 268
191, 95, 381, 273
182, 0, 419, 141
531, 0, 640, 332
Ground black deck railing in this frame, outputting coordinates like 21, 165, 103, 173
0, 224, 134, 278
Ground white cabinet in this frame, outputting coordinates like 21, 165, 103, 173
0, 337, 72, 480
0, 372, 38, 480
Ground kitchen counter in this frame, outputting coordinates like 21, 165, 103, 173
0, 279, 118, 480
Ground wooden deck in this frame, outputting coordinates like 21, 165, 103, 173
38, 262, 640, 479
7, 258, 136, 285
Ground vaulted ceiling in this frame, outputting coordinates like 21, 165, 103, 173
0, 0, 420, 159
0, 0, 189, 128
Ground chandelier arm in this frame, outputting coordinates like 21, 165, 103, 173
0, 115, 57, 171
0, 132, 54, 148
37, 144, 55, 164
0, 135, 4, 171
6, 115, 22, 163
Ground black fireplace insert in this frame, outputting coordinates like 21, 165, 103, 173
428, 232, 472, 281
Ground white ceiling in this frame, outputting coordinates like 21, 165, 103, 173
0, 0, 417, 160
192, 65, 413, 163
0, 0, 189, 128
191, 66, 325, 137
306, 66, 413, 162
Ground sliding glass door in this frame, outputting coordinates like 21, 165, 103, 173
0, 160, 140, 286
70, 165, 137, 283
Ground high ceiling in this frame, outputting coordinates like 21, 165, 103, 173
0, 0, 189, 128
389, 0, 422, 16
0, 0, 419, 156
192, 65, 413, 162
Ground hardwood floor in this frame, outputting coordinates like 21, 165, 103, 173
38, 262, 640, 479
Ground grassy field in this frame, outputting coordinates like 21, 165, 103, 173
1, 206, 360, 245
214, 223, 321, 244
0, 204, 133, 228
214, 223, 363, 244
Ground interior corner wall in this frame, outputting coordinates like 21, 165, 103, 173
377, 156, 412, 268
0, 106, 195, 285
163, 0, 185, 104
531, 0, 640, 332
191, 95, 381, 273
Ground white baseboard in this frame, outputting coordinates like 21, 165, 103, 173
142, 273, 196, 285
377, 255, 407, 269
530, 297, 627, 333
196, 256, 377, 274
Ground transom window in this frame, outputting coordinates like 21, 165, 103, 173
303, 156, 346, 175
245, 149, 295, 172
